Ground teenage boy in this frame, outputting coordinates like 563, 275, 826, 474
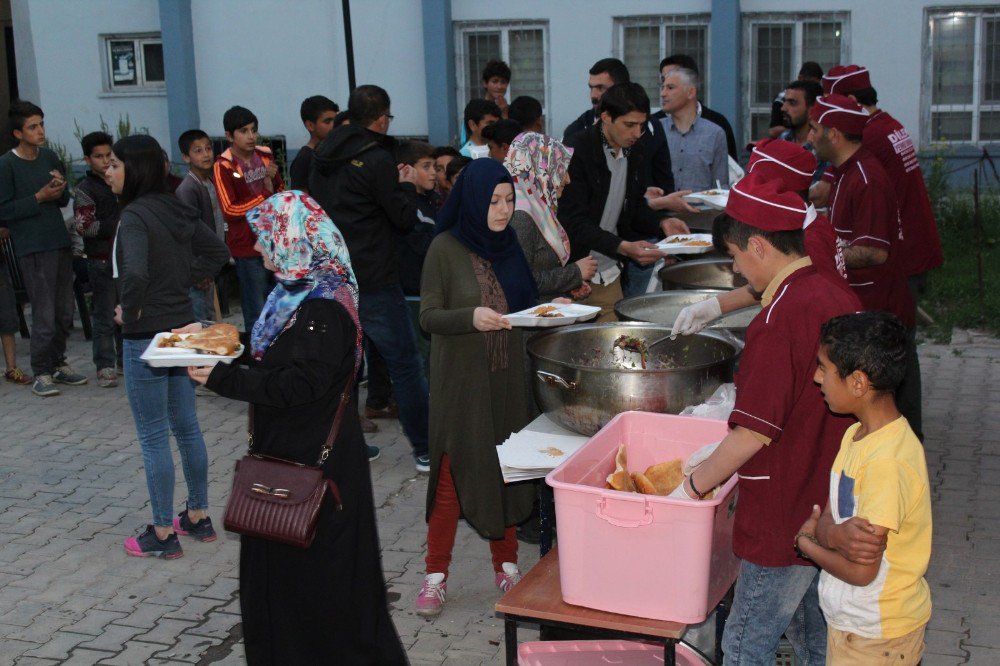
481, 59, 511, 118
459, 99, 501, 158
213, 105, 284, 334
800, 311, 931, 665
432, 146, 461, 200
808, 94, 921, 439
0, 100, 86, 397
73, 131, 121, 387
396, 140, 438, 295
558, 82, 688, 320
670, 173, 861, 663
289, 95, 339, 192
177, 129, 229, 321
309, 84, 430, 473
508, 96, 544, 133
482, 119, 523, 162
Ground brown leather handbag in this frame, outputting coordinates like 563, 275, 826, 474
223, 379, 352, 548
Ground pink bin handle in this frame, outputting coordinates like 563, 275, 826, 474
596, 494, 654, 528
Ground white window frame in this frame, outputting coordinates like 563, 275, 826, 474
922, 7, 1000, 146
613, 14, 712, 106
453, 20, 550, 135
100, 33, 164, 93
741, 12, 850, 145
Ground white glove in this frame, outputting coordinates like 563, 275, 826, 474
672, 297, 722, 336
683, 441, 722, 476
667, 477, 696, 499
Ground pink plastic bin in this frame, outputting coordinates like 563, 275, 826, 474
545, 411, 739, 624
517, 639, 710, 665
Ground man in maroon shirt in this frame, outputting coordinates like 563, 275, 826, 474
671, 173, 860, 663
808, 94, 922, 439
822, 65, 944, 292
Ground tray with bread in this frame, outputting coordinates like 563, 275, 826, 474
140, 323, 244, 367
654, 233, 715, 255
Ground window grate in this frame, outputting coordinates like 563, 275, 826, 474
615, 15, 710, 107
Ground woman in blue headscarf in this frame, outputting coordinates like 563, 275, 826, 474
414, 159, 538, 617
188, 191, 408, 665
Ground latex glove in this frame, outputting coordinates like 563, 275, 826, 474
667, 478, 697, 500
672, 297, 722, 336
683, 441, 722, 476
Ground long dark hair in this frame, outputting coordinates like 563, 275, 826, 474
112, 134, 168, 208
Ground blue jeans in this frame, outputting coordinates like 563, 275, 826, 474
722, 560, 826, 666
234, 256, 274, 333
190, 284, 212, 322
123, 338, 209, 527
87, 259, 121, 370
623, 236, 661, 297
359, 284, 428, 457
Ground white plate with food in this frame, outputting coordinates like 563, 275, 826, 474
141, 323, 244, 367
655, 233, 716, 255
683, 189, 730, 210
505, 303, 601, 328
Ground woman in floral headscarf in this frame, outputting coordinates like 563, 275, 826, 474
503, 132, 597, 301
188, 191, 408, 666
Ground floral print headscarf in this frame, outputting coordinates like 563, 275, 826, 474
246, 190, 361, 363
503, 132, 574, 265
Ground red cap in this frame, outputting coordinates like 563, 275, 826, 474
746, 139, 817, 192
822, 65, 872, 96
726, 172, 810, 232
809, 94, 870, 136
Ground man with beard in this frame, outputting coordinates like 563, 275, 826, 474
778, 79, 832, 204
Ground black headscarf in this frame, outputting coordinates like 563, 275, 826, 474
436, 159, 538, 312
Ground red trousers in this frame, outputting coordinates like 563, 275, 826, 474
425, 453, 517, 577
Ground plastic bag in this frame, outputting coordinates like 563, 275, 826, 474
680, 382, 736, 421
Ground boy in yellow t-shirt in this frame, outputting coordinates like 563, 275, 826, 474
797, 311, 931, 665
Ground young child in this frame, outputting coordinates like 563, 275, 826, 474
73, 131, 121, 387
459, 99, 501, 158
432, 146, 461, 201
213, 106, 283, 333
508, 95, 544, 133
395, 140, 437, 297
799, 310, 931, 665
289, 95, 339, 192
177, 129, 229, 322
482, 119, 523, 162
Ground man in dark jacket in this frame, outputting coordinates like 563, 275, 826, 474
559, 83, 688, 320
309, 84, 430, 472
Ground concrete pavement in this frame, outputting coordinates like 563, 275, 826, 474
0, 323, 997, 665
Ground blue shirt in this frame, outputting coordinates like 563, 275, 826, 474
660, 113, 729, 193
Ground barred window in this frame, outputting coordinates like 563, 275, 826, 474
615, 15, 710, 107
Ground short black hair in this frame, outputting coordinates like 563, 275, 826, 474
8, 99, 44, 139
223, 106, 257, 134
786, 79, 823, 106
799, 61, 824, 80
820, 312, 909, 392
177, 129, 210, 155
481, 119, 522, 147
431, 145, 461, 160
508, 96, 543, 129
660, 54, 698, 74
299, 95, 339, 123
396, 139, 434, 166
598, 82, 650, 121
112, 134, 168, 208
81, 131, 113, 157
481, 59, 511, 83
590, 58, 630, 84
464, 99, 502, 130
849, 86, 878, 107
711, 212, 805, 256
348, 85, 391, 127
446, 155, 472, 181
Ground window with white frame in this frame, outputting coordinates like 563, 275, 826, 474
454, 21, 548, 134
102, 34, 164, 92
614, 15, 711, 108
924, 8, 1000, 144
743, 13, 849, 143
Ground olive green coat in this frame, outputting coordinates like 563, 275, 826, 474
419, 233, 535, 539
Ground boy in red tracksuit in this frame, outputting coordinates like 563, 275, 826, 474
213, 105, 284, 333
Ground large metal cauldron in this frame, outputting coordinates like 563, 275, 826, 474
660, 257, 747, 291
615, 290, 761, 334
527, 322, 741, 436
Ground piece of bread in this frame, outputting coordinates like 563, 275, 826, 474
606, 444, 637, 492
643, 459, 684, 495
174, 323, 241, 356
633, 472, 657, 495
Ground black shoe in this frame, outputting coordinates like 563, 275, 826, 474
124, 525, 183, 559
173, 510, 217, 542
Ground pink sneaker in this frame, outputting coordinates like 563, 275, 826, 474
415, 573, 446, 617
495, 562, 521, 593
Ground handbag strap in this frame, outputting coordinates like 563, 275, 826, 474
248, 370, 355, 466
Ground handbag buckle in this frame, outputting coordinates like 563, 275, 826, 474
251, 483, 291, 498
318, 448, 330, 464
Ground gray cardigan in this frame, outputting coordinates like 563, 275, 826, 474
509, 210, 582, 302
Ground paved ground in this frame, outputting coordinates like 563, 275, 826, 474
0, 320, 997, 665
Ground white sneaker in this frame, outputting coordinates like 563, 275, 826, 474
414, 573, 447, 617
495, 562, 522, 593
